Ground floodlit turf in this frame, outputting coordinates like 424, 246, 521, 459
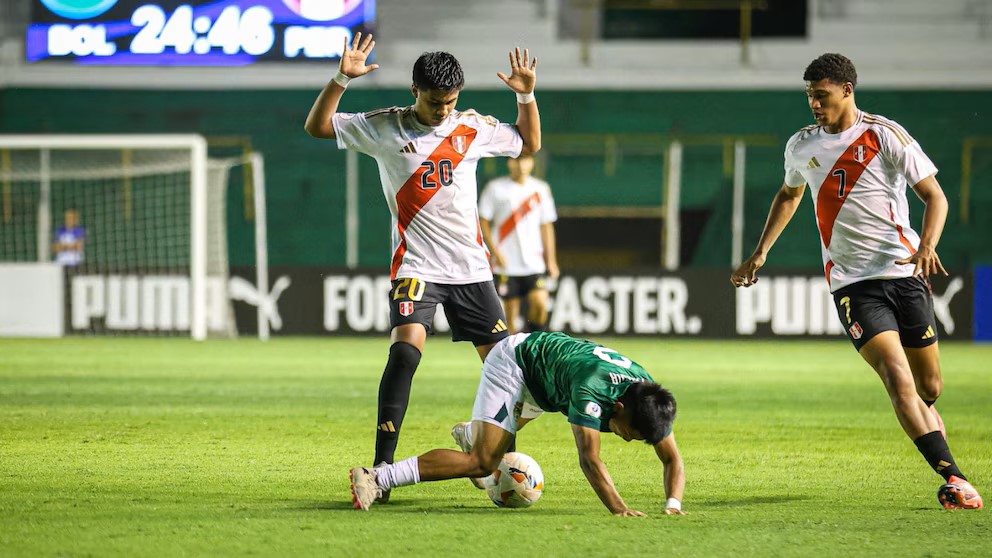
1, 337, 989, 557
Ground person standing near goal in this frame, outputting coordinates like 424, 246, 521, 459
305, 34, 541, 502
479, 154, 559, 333
52, 208, 85, 267
730, 53, 982, 510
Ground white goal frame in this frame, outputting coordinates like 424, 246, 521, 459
0, 134, 210, 340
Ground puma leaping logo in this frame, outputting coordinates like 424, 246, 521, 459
228, 275, 292, 330
931, 277, 963, 335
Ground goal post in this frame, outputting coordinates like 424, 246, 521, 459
0, 134, 219, 339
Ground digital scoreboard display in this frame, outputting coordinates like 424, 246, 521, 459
27, 0, 376, 65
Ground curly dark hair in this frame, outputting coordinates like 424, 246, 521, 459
412, 51, 465, 91
803, 53, 858, 87
618, 381, 677, 445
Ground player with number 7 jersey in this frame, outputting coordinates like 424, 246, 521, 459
731, 53, 981, 511
304, 33, 542, 501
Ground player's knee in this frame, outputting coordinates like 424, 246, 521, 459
917, 376, 943, 401
474, 455, 500, 477
388, 341, 422, 370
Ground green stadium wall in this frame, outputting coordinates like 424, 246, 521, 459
2, 88, 990, 269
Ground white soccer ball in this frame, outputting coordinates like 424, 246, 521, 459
484, 452, 544, 508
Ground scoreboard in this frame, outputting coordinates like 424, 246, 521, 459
27, 0, 376, 65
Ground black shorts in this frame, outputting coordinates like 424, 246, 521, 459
495, 274, 547, 299
389, 278, 508, 346
832, 276, 938, 351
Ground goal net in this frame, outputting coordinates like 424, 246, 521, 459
0, 135, 264, 340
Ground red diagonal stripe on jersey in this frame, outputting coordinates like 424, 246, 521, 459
890, 206, 917, 255
496, 192, 541, 243
390, 124, 478, 279
816, 129, 881, 249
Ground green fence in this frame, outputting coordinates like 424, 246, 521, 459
2, 88, 990, 268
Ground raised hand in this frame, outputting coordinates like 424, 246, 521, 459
339, 32, 379, 79
497, 47, 537, 94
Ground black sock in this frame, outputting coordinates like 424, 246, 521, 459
923, 399, 936, 408
374, 342, 422, 465
913, 431, 966, 482
523, 321, 547, 333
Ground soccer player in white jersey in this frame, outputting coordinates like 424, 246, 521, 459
479, 154, 559, 333
730, 53, 982, 510
304, 34, 541, 503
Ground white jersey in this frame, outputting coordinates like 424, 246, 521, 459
478, 176, 557, 276
783, 110, 938, 292
333, 106, 523, 283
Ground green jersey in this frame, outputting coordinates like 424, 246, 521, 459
514, 332, 655, 432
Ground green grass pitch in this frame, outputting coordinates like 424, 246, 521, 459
1, 337, 989, 557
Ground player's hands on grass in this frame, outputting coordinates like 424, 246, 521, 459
895, 244, 947, 278
497, 47, 537, 94
613, 509, 646, 517
339, 32, 379, 79
731, 252, 766, 287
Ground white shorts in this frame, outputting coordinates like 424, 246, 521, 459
472, 333, 544, 434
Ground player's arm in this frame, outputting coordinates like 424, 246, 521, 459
898, 174, 948, 277
571, 423, 644, 516
730, 183, 805, 287
304, 33, 379, 140
497, 48, 541, 155
654, 433, 686, 515
479, 218, 506, 268
540, 222, 559, 279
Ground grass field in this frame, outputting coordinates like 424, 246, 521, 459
1, 337, 990, 557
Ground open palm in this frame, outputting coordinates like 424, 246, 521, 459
497, 47, 537, 93
339, 32, 379, 78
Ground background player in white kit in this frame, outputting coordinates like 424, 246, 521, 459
479, 154, 559, 333
730, 53, 982, 510
304, 34, 541, 502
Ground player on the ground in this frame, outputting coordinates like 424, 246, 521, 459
304, 35, 541, 502
349, 331, 685, 516
479, 154, 559, 333
730, 53, 982, 510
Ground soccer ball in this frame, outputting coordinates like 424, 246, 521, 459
484, 452, 544, 508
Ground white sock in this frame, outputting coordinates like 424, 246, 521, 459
375, 457, 420, 490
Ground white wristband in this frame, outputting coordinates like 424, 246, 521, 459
665, 498, 682, 511
333, 71, 351, 88
515, 91, 535, 104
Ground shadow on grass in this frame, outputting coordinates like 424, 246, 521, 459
296, 500, 584, 515
699, 495, 810, 508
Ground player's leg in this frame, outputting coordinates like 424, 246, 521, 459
503, 296, 522, 334
893, 278, 980, 508
895, 276, 946, 437
421, 422, 515, 480
524, 276, 550, 332
374, 279, 444, 469
352, 422, 516, 510
905, 344, 945, 438
857, 332, 940, 439
352, 338, 526, 510
842, 280, 981, 508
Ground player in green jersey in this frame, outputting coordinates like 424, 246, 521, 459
350, 332, 685, 516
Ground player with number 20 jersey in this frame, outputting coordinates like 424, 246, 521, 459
305, 34, 542, 493
334, 107, 522, 283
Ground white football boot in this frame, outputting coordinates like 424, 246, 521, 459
349, 467, 382, 511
